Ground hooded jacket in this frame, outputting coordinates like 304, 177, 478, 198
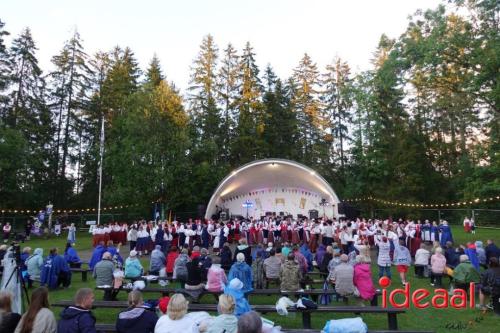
165, 251, 178, 274
115, 307, 158, 333
353, 263, 376, 300
89, 245, 106, 270
173, 253, 189, 281
206, 264, 227, 292
149, 246, 166, 273
57, 306, 97, 333
228, 262, 253, 293
26, 248, 44, 280
453, 260, 481, 284
64, 246, 82, 264
279, 260, 301, 292
125, 257, 143, 278
40, 253, 70, 289
223, 285, 251, 317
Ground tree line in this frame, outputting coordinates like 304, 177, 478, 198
0, 0, 498, 215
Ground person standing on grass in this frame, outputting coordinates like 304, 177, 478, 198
25, 248, 44, 288
393, 239, 411, 285
66, 223, 76, 244
414, 243, 430, 278
375, 234, 392, 280
430, 247, 447, 287
57, 288, 97, 333
116, 291, 158, 333
477, 257, 500, 311
14, 287, 57, 333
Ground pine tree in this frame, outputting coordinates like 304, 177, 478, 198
0, 19, 11, 116
145, 54, 164, 88
322, 57, 353, 176
49, 30, 93, 204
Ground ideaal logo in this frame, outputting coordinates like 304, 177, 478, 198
378, 277, 475, 309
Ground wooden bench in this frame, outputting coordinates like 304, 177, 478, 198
71, 268, 92, 282
53, 301, 403, 330
94, 324, 431, 333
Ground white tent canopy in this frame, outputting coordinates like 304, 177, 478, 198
205, 159, 341, 219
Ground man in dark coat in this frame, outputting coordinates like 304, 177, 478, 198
485, 239, 500, 262
41, 247, 71, 289
57, 288, 97, 333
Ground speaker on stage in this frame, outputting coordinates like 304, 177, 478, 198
279, 211, 284, 216
309, 209, 319, 219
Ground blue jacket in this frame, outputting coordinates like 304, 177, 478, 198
223, 286, 251, 317
125, 257, 143, 278
107, 246, 124, 265
115, 307, 158, 333
228, 262, 253, 293
89, 245, 106, 269
438, 225, 453, 247
300, 244, 314, 272
41, 254, 70, 289
64, 247, 82, 264
465, 248, 480, 271
57, 306, 97, 333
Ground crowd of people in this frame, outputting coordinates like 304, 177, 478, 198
1, 215, 499, 333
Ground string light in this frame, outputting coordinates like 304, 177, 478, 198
341, 195, 500, 208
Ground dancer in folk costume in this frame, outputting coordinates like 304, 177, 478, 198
256, 221, 264, 244
169, 222, 179, 248
248, 221, 256, 245
291, 221, 300, 244
309, 220, 320, 253
92, 224, 104, 247
438, 220, 454, 247
201, 221, 210, 249
262, 219, 269, 244
211, 223, 222, 253
233, 220, 241, 242
110, 222, 120, 243
119, 223, 128, 245
136, 225, 153, 255
66, 223, 76, 244
430, 221, 439, 242
405, 221, 421, 257
178, 222, 186, 247
267, 220, 274, 244
470, 218, 476, 234
273, 219, 281, 243
103, 223, 111, 244
463, 217, 471, 233
2, 222, 12, 243
421, 220, 431, 242
280, 220, 288, 242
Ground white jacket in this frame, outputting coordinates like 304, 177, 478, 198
415, 248, 430, 266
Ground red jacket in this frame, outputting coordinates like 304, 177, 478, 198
166, 252, 179, 273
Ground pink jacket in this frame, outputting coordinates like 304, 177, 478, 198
206, 265, 227, 292
353, 263, 376, 300
431, 253, 446, 274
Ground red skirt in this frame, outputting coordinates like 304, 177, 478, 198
291, 231, 300, 244
368, 235, 375, 246
309, 234, 318, 253
464, 223, 471, 233
281, 230, 288, 242
256, 231, 264, 244
268, 232, 274, 244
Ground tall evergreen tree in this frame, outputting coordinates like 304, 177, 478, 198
0, 19, 11, 116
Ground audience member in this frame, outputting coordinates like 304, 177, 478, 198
228, 253, 253, 293
414, 244, 430, 278
279, 253, 301, 292
0, 291, 21, 333
223, 278, 251, 317
154, 294, 198, 333
233, 239, 252, 266
206, 294, 237, 333
331, 254, 357, 297
14, 287, 56, 333
40, 248, 71, 289
206, 256, 227, 292
57, 288, 97, 333
353, 255, 376, 304
125, 250, 143, 280
453, 254, 481, 291
173, 249, 190, 288
477, 257, 500, 311
63, 243, 82, 268
237, 311, 262, 333
116, 290, 158, 333
263, 249, 281, 280
165, 247, 178, 276
94, 252, 118, 300
149, 245, 166, 276
25, 248, 44, 288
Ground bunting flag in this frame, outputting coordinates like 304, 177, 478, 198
300, 197, 306, 209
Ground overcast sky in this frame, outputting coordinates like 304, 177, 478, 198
3, 0, 442, 93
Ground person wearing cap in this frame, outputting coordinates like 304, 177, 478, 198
125, 250, 143, 281
157, 296, 170, 315
224, 278, 251, 317
116, 290, 158, 333
228, 253, 253, 293
206, 294, 238, 333
453, 254, 481, 291
331, 254, 358, 297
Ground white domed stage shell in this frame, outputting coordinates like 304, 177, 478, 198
205, 159, 341, 220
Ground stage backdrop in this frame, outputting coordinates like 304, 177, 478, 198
205, 159, 341, 219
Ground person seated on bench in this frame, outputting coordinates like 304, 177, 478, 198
477, 257, 500, 311
263, 249, 281, 280
206, 294, 238, 333
26, 248, 44, 288
89, 241, 107, 270
331, 254, 358, 298
327, 251, 341, 282
40, 248, 71, 289
292, 246, 308, 275
224, 278, 251, 317
16, 287, 57, 333
166, 246, 178, 277
220, 243, 233, 271
154, 293, 207, 333
58, 288, 97, 333
280, 253, 302, 292
107, 240, 124, 267
206, 256, 227, 292
319, 245, 334, 273
237, 311, 262, 333
186, 257, 205, 291
453, 254, 480, 292
94, 252, 119, 301
228, 253, 253, 293
116, 290, 158, 333
149, 245, 166, 276
0, 291, 21, 333
198, 248, 212, 281
252, 247, 266, 289
125, 250, 143, 281
353, 255, 376, 305
299, 243, 314, 272
173, 249, 190, 288
233, 238, 252, 266
64, 243, 82, 268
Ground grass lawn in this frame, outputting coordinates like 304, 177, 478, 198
11, 225, 500, 333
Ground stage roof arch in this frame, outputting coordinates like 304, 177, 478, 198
205, 158, 341, 219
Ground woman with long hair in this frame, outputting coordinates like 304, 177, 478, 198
14, 287, 56, 333
0, 291, 21, 333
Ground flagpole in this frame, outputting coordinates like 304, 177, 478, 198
97, 115, 105, 225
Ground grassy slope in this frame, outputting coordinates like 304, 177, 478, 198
17, 226, 500, 333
